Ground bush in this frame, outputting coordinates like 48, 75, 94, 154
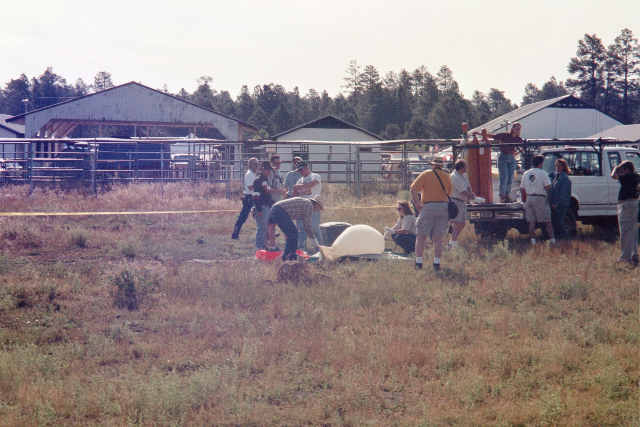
71, 231, 88, 248
112, 270, 139, 310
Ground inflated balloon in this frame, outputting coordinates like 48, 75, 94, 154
318, 224, 384, 261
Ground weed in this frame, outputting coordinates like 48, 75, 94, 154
121, 243, 137, 260
70, 230, 88, 248
112, 270, 139, 310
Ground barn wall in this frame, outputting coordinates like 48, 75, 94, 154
519, 108, 622, 139
24, 84, 240, 139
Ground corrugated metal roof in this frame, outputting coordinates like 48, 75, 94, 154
6, 82, 256, 130
469, 94, 577, 134
0, 114, 25, 136
588, 124, 640, 142
271, 114, 382, 140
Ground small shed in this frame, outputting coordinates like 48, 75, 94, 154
588, 124, 640, 143
469, 94, 622, 138
0, 114, 25, 160
268, 115, 383, 182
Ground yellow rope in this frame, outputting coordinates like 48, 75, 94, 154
0, 205, 396, 217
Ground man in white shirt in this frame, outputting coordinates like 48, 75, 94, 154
268, 154, 287, 203
293, 161, 322, 251
231, 157, 258, 240
520, 155, 555, 245
449, 160, 475, 248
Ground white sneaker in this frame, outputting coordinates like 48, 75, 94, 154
530, 238, 536, 245
448, 241, 457, 249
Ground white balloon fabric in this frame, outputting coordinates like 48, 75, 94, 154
318, 224, 385, 261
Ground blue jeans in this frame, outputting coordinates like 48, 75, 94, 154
551, 204, 569, 239
255, 206, 271, 249
269, 205, 298, 261
232, 195, 253, 237
297, 211, 321, 251
498, 154, 516, 199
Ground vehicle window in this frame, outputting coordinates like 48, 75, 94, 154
573, 151, 600, 176
608, 152, 621, 171
624, 152, 640, 171
543, 152, 579, 175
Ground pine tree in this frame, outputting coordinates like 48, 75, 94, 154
1, 74, 31, 115
567, 34, 607, 107
608, 28, 639, 123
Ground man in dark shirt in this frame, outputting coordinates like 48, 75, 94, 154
611, 160, 639, 265
488, 123, 523, 203
253, 161, 275, 250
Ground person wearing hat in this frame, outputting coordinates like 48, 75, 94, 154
252, 160, 276, 250
293, 161, 323, 251
267, 196, 323, 261
284, 156, 304, 198
410, 157, 452, 271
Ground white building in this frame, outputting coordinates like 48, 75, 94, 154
588, 124, 640, 143
469, 94, 622, 138
0, 114, 25, 160
268, 115, 383, 182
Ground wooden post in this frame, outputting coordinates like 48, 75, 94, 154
28, 142, 34, 196
90, 147, 97, 196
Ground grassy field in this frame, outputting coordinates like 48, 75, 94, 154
0, 183, 638, 426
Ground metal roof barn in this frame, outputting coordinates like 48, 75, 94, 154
6, 81, 256, 140
469, 94, 622, 138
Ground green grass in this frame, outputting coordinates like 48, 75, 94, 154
0, 183, 637, 425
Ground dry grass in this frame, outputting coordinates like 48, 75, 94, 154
0, 183, 638, 426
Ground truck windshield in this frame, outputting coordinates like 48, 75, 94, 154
543, 151, 601, 176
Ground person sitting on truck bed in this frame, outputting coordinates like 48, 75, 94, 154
487, 123, 522, 203
611, 160, 639, 266
549, 158, 572, 240
520, 155, 555, 245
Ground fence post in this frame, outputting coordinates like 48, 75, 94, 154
402, 142, 408, 189
355, 145, 361, 199
347, 144, 352, 189
28, 142, 34, 195
90, 148, 97, 196
225, 144, 233, 200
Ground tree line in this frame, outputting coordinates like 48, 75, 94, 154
1, 29, 638, 139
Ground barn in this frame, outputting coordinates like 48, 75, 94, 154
469, 94, 622, 138
5, 81, 256, 161
268, 115, 383, 182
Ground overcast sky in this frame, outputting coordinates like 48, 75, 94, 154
1, 0, 638, 105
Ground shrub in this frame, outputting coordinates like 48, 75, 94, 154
121, 244, 137, 260
112, 270, 139, 310
70, 231, 88, 248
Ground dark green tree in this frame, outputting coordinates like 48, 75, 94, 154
428, 93, 471, 138
235, 85, 254, 122
567, 34, 607, 107
93, 71, 114, 92
1, 74, 31, 115
607, 28, 639, 123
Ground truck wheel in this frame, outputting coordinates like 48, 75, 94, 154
474, 223, 507, 241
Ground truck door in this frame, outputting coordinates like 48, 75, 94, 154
571, 151, 609, 215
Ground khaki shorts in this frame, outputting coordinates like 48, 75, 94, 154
416, 202, 449, 239
525, 196, 551, 223
451, 198, 467, 223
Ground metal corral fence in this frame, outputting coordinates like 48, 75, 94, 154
5, 136, 629, 197
0, 137, 462, 197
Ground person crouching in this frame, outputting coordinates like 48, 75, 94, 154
267, 196, 323, 261
384, 201, 417, 254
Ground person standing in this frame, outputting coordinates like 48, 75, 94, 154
611, 160, 639, 266
384, 201, 417, 254
231, 157, 258, 240
268, 154, 287, 203
267, 196, 323, 261
449, 160, 475, 248
252, 161, 275, 250
284, 156, 303, 197
549, 158, 572, 240
520, 155, 555, 245
410, 158, 452, 271
488, 123, 523, 203
293, 161, 322, 251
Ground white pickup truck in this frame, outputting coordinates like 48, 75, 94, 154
468, 145, 640, 239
